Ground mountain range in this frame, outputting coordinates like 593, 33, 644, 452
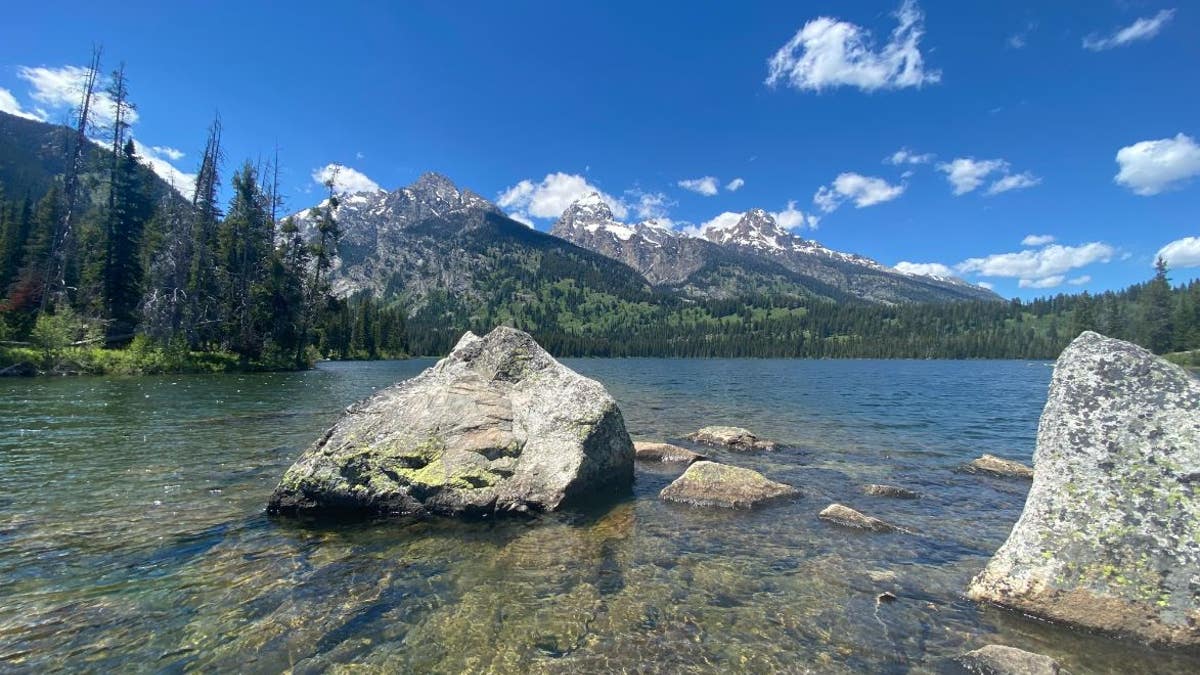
291, 172, 997, 309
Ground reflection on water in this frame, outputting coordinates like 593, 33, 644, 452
1, 359, 1197, 673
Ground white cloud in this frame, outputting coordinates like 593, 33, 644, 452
1083, 9, 1175, 51
813, 172, 905, 212
18, 65, 139, 129
1007, 21, 1036, 50
1114, 133, 1200, 196
895, 261, 954, 277
149, 145, 184, 161
134, 140, 196, 200
939, 157, 1040, 196
938, 157, 1008, 195
1157, 236, 1200, 268
986, 171, 1041, 195
1068, 275, 1092, 286
957, 242, 1115, 281
684, 211, 743, 238
726, 177, 745, 192
976, 281, 994, 290
1021, 234, 1055, 246
885, 148, 934, 165
497, 172, 628, 222
773, 200, 820, 230
626, 189, 674, 220
765, 0, 940, 92
678, 176, 720, 196
312, 163, 382, 195
507, 212, 534, 227
1019, 276, 1065, 289
0, 87, 45, 121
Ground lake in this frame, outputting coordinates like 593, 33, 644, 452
1, 359, 1197, 673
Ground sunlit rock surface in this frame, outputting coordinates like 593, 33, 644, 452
955, 644, 1069, 674
267, 327, 634, 518
968, 332, 1200, 645
818, 503, 901, 533
659, 461, 797, 509
633, 441, 707, 463
684, 426, 779, 452
863, 484, 921, 499
963, 454, 1034, 479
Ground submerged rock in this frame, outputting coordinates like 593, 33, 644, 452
0, 362, 36, 377
967, 332, 1200, 646
954, 644, 1068, 675
659, 461, 797, 509
684, 426, 778, 452
817, 504, 900, 533
633, 441, 707, 463
963, 454, 1034, 479
863, 484, 920, 499
267, 327, 634, 519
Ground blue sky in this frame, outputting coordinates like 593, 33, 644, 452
1, 1, 1197, 298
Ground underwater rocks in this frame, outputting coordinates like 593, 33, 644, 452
633, 441, 707, 463
0, 361, 37, 377
954, 644, 1068, 675
967, 332, 1200, 646
659, 461, 797, 509
684, 426, 778, 452
863, 484, 920, 499
267, 327, 634, 519
818, 504, 901, 533
963, 454, 1034, 479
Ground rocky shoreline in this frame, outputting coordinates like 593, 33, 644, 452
267, 327, 1200, 666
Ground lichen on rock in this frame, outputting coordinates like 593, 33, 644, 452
967, 331, 1200, 646
659, 461, 797, 509
267, 327, 635, 519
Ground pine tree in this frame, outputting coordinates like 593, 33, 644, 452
1144, 257, 1174, 354
218, 162, 273, 359
103, 139, 152, 342
187, 116, 224, 348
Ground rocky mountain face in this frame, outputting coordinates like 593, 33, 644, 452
289, 174, 996, 311
288, 174, 652, 311
552, 195, 998, 304
549, 196, 848, 302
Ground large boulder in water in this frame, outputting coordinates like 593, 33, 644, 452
967, 332, 1200, 645
267, 327, 635, 519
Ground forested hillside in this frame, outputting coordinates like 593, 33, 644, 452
400, 264, 1200, 361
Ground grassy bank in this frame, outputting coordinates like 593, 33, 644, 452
0, 340, 313, 376
1164, 350, 1200, 369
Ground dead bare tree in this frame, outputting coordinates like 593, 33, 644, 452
41, 45, 103, 313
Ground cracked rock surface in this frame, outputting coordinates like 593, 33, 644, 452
268, 327, 634, 519
968, 332, 1200, 645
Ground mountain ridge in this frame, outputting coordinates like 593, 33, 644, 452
549, 191, 998, 304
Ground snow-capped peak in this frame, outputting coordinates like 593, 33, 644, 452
553, 194, 683, 245
703, 209, 790, 251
